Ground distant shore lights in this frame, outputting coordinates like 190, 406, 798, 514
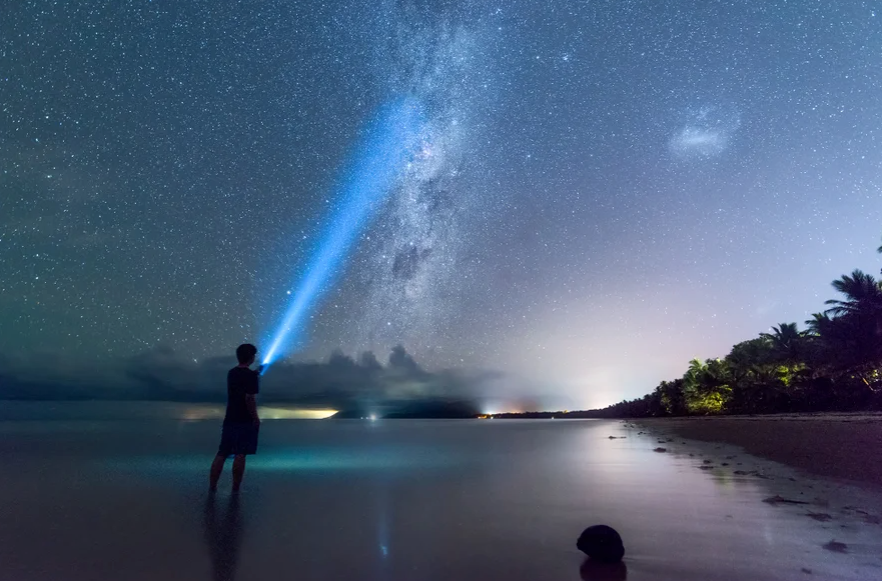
260, 97, 426, 371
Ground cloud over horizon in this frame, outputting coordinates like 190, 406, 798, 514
0, 345, 517, 417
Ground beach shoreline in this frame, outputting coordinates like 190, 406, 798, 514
633, 413, 882, 489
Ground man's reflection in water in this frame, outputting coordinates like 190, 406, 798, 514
203, 494, 244, 581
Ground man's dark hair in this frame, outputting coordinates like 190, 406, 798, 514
236, 343, 258, 364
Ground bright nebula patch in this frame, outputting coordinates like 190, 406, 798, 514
670, 127, 725, 156
669, 106, 741, 159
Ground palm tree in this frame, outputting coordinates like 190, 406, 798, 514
804, 313, 832, 336
824, 270, 882, 317
683, 358, 706, 395
875, 236, 882, 275
761, 322, 803, 364
705, 358, 732, 387
820, 270, 882, 382
761, 322, 800, 344
685, 358, 705, 380
681, 358, 732, 414
655, 379, 687, 416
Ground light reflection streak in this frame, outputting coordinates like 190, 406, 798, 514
180, 405, 338, 421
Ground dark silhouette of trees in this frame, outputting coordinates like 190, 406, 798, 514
589, 243, 882, 418
825, 270, 882, 318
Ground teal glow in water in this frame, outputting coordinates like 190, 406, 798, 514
111, 447, 452, 474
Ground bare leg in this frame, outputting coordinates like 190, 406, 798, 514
209, 454, 226, 491
232, 454, 246, 492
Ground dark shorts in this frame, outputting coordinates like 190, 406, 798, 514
218, 422, 259, 457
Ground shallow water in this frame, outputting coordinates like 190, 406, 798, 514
0, 413, 880, 581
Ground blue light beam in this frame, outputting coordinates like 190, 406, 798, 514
262, 97, 426, 368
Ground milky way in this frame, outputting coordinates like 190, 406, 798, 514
2, 1, 881, 408
342, 5, 496, 358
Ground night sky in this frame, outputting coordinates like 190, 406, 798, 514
2, 1, 881, 409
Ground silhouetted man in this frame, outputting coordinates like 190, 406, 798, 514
209, 343, 261, 493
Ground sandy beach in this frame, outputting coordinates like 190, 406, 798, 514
634, 413, 882, 489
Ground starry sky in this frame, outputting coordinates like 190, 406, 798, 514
2, 1, 881, 409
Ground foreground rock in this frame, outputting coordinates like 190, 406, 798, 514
576, 525, 625, 563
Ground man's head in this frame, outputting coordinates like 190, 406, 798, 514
236, 343, 258, 365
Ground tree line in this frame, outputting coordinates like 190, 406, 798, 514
595, 241, 882, 418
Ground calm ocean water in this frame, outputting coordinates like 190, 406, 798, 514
0, 403, 880, 581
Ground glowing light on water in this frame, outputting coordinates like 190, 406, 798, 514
259, 407, 339, 420
180, 405, 338, 421
113, 446, 454, 473
262, 97, 426, 369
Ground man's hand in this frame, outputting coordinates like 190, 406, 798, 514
256, 364, 266, 375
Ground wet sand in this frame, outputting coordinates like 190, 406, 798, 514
2, 412, 882, 580
634, 413, 882, 489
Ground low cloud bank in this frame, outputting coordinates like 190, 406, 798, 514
0, 345, 507, 418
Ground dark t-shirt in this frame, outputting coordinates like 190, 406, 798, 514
224, 366, 259, 424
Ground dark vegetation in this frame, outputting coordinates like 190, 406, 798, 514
499, 241, 882, 419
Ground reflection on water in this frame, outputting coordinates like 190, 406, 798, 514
203, 494, 245, 581
580, 559, 628, 581
183, 406, 339, 421
0, 401, 337, 421
0, 413, 880, 581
